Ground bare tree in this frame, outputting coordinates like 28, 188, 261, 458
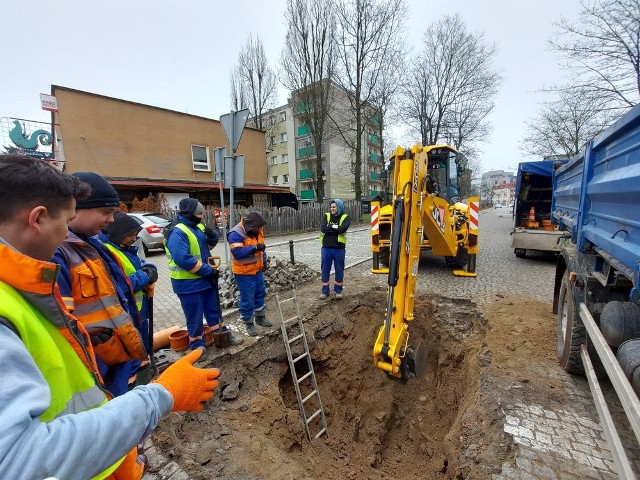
551, 0, 640, 111
280, 0, 337, 203
234, 34, 277, 131
521, 88, 617, 158
331, 0, 406, 201
230, 67, 247, 112
397, 15, 500, 156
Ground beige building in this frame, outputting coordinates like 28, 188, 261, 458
51, 85, 291, 209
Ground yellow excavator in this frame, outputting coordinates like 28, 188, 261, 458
371, 144, 479, 381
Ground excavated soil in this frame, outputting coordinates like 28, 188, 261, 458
150, 268, 560, 479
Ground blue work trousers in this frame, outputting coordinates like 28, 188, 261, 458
321, 247, 345, 294
177, 288, 220, 349
235, 271, 266, 323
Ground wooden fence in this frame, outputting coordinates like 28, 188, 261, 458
171, 200, 363, 236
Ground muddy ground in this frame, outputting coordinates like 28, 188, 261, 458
149, 264, 564, 479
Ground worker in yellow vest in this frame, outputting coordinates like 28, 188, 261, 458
164, 198, 243, 357
101, 211, 158, 385
0, 154, 220, 480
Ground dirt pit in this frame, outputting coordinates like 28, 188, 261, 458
149, 276, 560, 480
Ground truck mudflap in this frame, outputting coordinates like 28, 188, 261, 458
511, 228, 567, 254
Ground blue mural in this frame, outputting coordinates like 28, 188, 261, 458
9, 120, 53, 149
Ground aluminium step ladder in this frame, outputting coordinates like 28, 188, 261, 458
276, 290, 328, 441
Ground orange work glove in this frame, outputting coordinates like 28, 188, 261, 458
154, 349, 221, 412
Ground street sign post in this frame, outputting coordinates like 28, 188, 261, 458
213, 147, 229, 263
219, 109, 249, 229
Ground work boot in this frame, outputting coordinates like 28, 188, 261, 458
214, 330, 245, 348
335, 292, 344, 299
256, 314, 273, 327
245, 322, 258, 337
319, 293, 328, 300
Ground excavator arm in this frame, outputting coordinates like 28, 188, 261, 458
372, 145, 479, 381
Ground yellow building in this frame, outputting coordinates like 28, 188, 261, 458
51, 85, 292, 209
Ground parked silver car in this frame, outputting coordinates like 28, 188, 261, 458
127, 212, 172, 254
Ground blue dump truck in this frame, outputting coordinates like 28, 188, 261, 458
552, 104, 640, 476
511, 159, 568, 258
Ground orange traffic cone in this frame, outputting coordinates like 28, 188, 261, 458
528, 206, 536, 221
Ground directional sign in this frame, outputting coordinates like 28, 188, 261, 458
213, 147, 227, 182
220, 109, 250, 152
224, 155, 245, 188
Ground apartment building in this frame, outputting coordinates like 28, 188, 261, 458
256, 80, 383, 202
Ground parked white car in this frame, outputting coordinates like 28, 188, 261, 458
127, 212, 172, 254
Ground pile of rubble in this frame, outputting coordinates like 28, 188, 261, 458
216, 257, 319, 308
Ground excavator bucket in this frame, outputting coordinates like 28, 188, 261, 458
396, 343, 428, 383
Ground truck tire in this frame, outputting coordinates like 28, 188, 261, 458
514, 248, 526, 258
556, 271, 585, 374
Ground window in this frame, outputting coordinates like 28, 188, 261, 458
281, 133, 288, 142
270, 156, 278, 166
283, 174, 289, 183
281, 154, 289, 163
269, 115, 276, 125
279, 111, 286, 122
350, 182, 355, 191
191, 145, 210, 171
270, 136, 277, 146
272, 175, 279, 184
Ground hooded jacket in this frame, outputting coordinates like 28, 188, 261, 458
320, 199, 351, 249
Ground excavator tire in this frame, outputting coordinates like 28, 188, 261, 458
444, 249, 469, 270
379, 247, 390, 267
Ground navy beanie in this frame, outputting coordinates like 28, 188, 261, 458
178, 198, 204, 216
104, 211, 142, 245
72, 172, 119, 209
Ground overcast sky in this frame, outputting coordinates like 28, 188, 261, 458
1, 0, 583, 174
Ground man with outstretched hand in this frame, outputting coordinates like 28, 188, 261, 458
0, 155, 220, 480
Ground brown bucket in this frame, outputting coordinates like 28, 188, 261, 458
542, 220, 554, 231
203, 326, 215, 347
169, 330, 189, 351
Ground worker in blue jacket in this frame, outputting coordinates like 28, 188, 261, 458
101, 211, 158, 385
164, 198, 243, 356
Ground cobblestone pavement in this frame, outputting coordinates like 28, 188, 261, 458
142, 211, 636, 479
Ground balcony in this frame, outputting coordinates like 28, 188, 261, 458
370, 172, 380, 181
299, 168, 313, 180
369, 115, 380, 127
369, 190, 381, 196
296, 102, 311, 113
300, 189, 315, 200
298, 146, 314, 158
297, 124, 310, 136
369, 134, 380, 144
369, 153, 380, 163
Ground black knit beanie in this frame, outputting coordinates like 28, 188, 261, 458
104, 211, 142, 245
72, 172, 119, 209
178, 198, 204, 216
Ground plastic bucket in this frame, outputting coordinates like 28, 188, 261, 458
168, 330, 189, 351
542, 220, 553, 231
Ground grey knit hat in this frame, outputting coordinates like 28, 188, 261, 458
178, 198, 204, 216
